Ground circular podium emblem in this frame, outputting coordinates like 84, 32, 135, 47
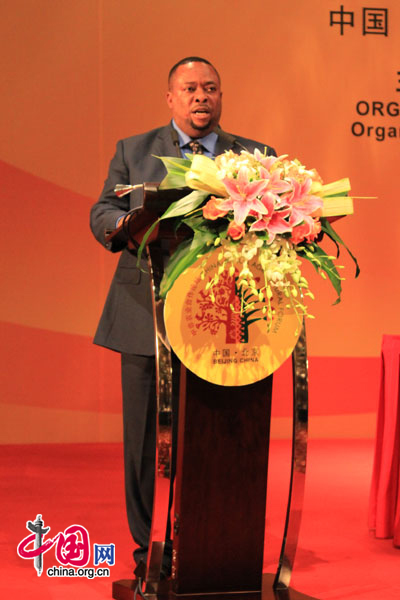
164, 249, 302, 386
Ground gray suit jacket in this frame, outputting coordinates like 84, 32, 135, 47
90, 123, 276, 355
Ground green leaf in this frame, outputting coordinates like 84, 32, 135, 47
182, 215, 206, 232
324, 192, 349, 198
136, 219, 161, 265
182, 214, 222, 237
159, 171, 188, 189
190, 228, 216, 249
160, 235, 211, 297
303, 243, 343, 304
156, 156, 192, 189
136, 191, 208, 270
160, 190, 209, 220
320, 218, 360, 278
156, 156, 192, 171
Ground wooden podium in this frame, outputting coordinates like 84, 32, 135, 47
108, 184, 317, 600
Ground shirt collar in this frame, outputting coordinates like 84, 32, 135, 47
172, 120, 218, 157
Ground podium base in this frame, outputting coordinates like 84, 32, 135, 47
112, 574, 319, 600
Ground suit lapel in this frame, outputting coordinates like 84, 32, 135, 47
153, 123, 182, 158
215, 133, 234, 155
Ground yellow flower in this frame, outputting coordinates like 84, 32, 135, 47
185, 155, 227, 196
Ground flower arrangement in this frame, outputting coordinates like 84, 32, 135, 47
131, 148, 359, 327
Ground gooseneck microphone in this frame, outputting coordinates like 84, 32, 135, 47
213, 126, 250, 152
170, 127, 182, 157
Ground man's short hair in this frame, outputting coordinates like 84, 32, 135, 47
168, 57, 220, 86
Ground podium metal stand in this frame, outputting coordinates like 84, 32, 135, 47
109, 184, 318, 600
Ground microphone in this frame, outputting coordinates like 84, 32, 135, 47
213, 126, 249, 152
170, 127, 182, 157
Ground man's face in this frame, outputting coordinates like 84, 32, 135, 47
166, 61, 222, 138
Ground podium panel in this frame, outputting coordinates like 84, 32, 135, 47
172, 369, 273, 594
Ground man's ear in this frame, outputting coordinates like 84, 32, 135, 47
166, 91, 172, 108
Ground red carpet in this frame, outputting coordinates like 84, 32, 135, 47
2, 441, 399, 599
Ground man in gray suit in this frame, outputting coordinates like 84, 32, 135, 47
90, 56, 276, 574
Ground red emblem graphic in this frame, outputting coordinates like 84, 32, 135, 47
195, 270, 270, 343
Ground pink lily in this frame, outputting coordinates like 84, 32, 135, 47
254, 148, 280, 171
220, 166, 269, 225
249, 192, 292, 242
281, 177, 323, 227
259, 167, 292, 195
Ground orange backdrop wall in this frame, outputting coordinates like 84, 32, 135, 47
1, 0, 399, 442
